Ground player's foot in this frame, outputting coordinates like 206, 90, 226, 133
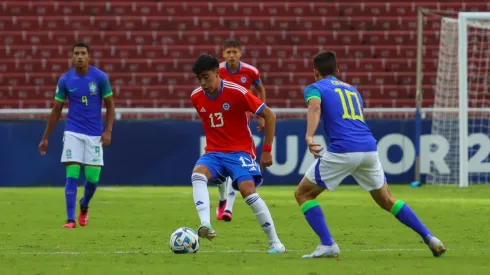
62, 220, 76, 228
222, 210, 232, 222
427, 236, 446, 257
78, 200, 89, 227
267, 242, 286, 254
197, 223, 216, 241
302, 243, 340, 259
216, 200, 227, 220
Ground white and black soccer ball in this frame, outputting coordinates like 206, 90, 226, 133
169, 227, 200, 254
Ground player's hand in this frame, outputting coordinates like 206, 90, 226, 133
260, 152, 273, 172
306, 137, 323, 158
38, 138, 48, 156
257, 117, 265, 132
101, 130, 112, 147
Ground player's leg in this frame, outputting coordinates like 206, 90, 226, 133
222, 177, 235, 221
215, 176, 228, 221
295, 153, 352, 258
60, 132, 84, 228
79, 135, 104, 226
193, 153, 226, 240
226, 152, 285, 254
352, 152, 445, 257
235, 177, 285, 254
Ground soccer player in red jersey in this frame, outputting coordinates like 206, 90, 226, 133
215, 39, 268, 222
190, 55, 286, 253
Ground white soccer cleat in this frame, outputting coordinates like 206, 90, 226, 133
427, 236, 446, 257
302, 243, 340, 259
267, 242, 286, 254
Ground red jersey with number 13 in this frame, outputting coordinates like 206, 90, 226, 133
191, 80, 265, 159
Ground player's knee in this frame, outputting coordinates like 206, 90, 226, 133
236, 176, 256, 198
85, 166, 101, 184
294, 188, 303, 204
191, 173, 208, 185
294, 187, 312, 206
370, 185, 396, 212
295, 177, 321, 205
192, 165, 212, 180
66, 164, 81, 179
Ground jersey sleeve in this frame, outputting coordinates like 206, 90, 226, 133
251, 68, 261, 87
99, 73, 113, 99
304, 85, 322, 104
243, 91, 266, 115
54, 76, 67, 102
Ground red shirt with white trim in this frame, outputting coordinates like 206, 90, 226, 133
191, 80, 265, 158
219, 61, 262, 90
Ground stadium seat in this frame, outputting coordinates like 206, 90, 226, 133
0, 0, 488, 109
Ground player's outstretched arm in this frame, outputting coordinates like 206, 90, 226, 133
257, 106, 276, 171
305, 98, 323, 157
39, 100, 64, 156
102, 95, 115, 147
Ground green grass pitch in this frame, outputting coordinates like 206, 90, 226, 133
1, 185, 489, 275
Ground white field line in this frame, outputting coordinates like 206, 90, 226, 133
1, 248, 490, 255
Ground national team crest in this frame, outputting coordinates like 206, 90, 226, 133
222, 102, 231, 111
88, 82, 97, 95
240, 76, 247, 84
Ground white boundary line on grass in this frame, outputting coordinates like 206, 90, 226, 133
1, 248, 490, 255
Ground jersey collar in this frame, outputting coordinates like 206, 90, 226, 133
204, 80, 225, 100
225, 61, 241, 75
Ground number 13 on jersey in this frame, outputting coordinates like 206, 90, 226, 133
335, 88, 364, 122
209, 112, 224, 128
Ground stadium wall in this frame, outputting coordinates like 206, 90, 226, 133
2, 119, 487, 187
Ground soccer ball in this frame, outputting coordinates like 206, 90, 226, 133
169, 227, 200, 254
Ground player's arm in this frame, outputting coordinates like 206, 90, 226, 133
244, 92, 276, 170
304, 86, 323, 157
257, 105, 275, 148
101, 74, 115, 146
254, 82, 266, 103
252, 72, 267, 132
39, 78, 66, 155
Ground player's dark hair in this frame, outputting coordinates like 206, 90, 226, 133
72, 42, 90, 53
313, 51, 337, 77
192, 55, 220, 75
223, 39, 242, 50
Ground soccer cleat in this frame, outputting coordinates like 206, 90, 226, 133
302, 243, 340, 259
267, 242, 286, 254
78, 207, 89, 227
222, 210, 233, 222
428, 236, 446, 257
197, 223, 216, 241
62, 220, 76, 228
216, 200, 227, 220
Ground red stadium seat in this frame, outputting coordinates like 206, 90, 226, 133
0, 0, 489, 109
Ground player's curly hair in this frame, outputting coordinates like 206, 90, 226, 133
192, 55, 219, 75
314, 51, 337, 77
72, 42, 90, 53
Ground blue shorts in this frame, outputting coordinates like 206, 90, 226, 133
195, 152, 263, 190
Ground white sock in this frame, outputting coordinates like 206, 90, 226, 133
192, 173, 210, 225
216, 177, 228, 202
244, 193, 280, 243
224, 177, 236, 213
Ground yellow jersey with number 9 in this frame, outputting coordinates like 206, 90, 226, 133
303, 76, 377, 153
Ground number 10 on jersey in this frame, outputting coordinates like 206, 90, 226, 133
209, 112, 224, 128
335, 88, 364, 122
